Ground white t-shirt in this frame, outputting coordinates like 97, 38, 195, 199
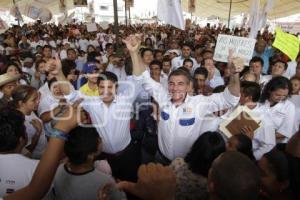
284, 61, 297, 78
78, 39, 89, 52
260, 100, 297, 143
60, 49, 67, 60
0, 154, 38, 197
25, 112, 47, 159
38, 83, 60, 136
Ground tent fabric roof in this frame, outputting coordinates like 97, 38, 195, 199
182, 0, 300, 19
0, 0, 300, 20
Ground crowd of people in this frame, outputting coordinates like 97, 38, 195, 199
0, 21, 299, 200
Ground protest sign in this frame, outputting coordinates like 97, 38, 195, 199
86, 23, 97, 32
213, 34, 256, 65
273, 27, 300, 61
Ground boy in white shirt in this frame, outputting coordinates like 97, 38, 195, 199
0, 109, 38, 197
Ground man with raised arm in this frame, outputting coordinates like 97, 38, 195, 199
44, 35, 144, 181
133, 44, 244, 164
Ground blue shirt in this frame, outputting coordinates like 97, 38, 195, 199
253, 47, 274, 74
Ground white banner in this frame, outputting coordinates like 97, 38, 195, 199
213, 34, 256, 66
157, 0, 185, 30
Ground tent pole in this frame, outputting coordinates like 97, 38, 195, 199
113, 0, 119, 48
125, 0, 128, 26
228, 0, 232, 28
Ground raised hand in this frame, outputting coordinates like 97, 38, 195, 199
54, 98, 84, 133
227, 49, 245, 74
45, 55, 62, 76
122, 34, 142, 53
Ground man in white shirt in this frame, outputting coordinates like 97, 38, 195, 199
162, 58, 172, 78
134, 40, 243, 163
78, 36, 89, 52
230, 81, 276, 160
249, 56, 264, 84
0, 109, 38, 197
171, 43, 197, 72
149, 60, 168, 90
260, 60, 288, 87
47, 35, 145, 181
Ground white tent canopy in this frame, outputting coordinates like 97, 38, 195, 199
0, 0, 300, 22
182, 0, 300, 19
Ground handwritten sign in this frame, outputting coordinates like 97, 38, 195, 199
213, 34, 256, 65
86, 23, 97, 32
273, 27, 300, 61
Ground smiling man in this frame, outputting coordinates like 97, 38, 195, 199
134, 46, 244, 164
45, 35, 145, 182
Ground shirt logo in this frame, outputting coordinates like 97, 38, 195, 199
183, 107, 192, 113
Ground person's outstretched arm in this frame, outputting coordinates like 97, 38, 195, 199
4, 99, 84, 200
227, 51, 244, 97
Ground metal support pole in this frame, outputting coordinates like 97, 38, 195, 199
125, 0, 128, 26
113, 0, 119, 48
227, 0, 232, 28
128, 6, 131, 25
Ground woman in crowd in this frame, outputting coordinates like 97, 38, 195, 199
10, 85, 47, 159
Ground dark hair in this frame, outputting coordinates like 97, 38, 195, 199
97, 71, 118, 85
201, 57, 213, 66
210, 152, 260, 200
260, 76, 292, 103
183, 58, 194, 66
290, 76, 300, 82
87, 51, 101, 63
181, 42, 193, 50
272, 59, 288, 70
169, 68, 192, 83
149, 60, 162, 70
47, 77, 58, 89
105, 43, 113, 50
213, 85, 226, 93
162, 57, 171, 64
154, 49, 163, 58
0, 108, 26, 152
241, 81, 261, 102
145, 37, 153, 47
43, 45, 52, 50
194, 67, 208, 79
35, 59, 46, 71
250, 56, 264, 66
185, 131, 225, 177
65, 127, 101, 165
201, 49, 213, 57
263, 149, 289, 182
2, 62, 22, 75
140, 48, 153, 58
10, 85, 37, 109
67, 48, 76, 55
231, 134, 255, 160
61, 59, 76, 77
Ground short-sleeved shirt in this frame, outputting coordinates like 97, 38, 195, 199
0, 154, 38, 197
79, 83, 99, 96
47, 164, 125, 200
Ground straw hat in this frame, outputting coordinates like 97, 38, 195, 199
0, 73, 20, 87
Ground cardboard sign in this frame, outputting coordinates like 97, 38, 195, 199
213, 34, 256, 65
86, 23, 97, 32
